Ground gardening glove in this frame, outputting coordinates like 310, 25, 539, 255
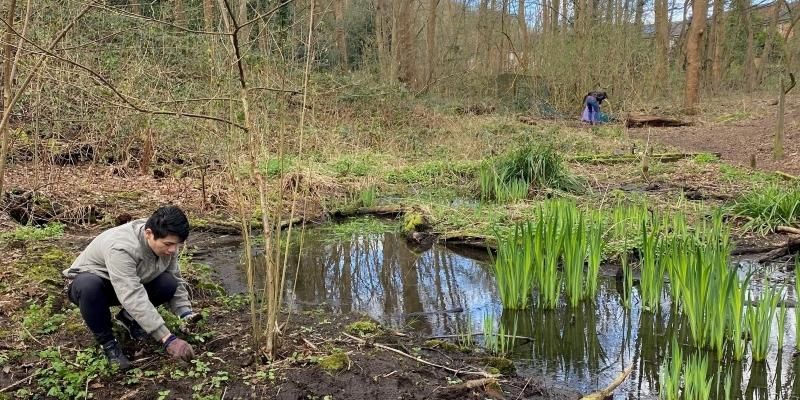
179, 310, 204, 333
164, 334, 195, 362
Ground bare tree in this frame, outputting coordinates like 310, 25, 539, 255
740, 0, 755, 91
685, 0, 708, 112
396, 0, 416, 86
758, 0, 783, 83
708, 0, 725, 91
426, 0, 438, 84
655, 0, 669, 88
334, 0, 348, 70
517, 0, 528, 69
374, 0, 389, 80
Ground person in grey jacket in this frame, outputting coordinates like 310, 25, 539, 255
63, 205, 200, 369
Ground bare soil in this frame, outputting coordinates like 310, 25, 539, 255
628, 96, 800, 175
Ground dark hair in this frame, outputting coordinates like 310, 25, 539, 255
145, 205, 189, 241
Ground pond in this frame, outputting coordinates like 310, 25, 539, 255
196, 222, 800, 400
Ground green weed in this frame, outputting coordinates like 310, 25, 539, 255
747, 287, 782, 362
683, 353, 713, 400
22, 296, 66, 335
321, 217, 396, 241
659, 339, 682, 400
1, 223, 65, 242
36, 347, 113, 400
492, 143, 582, 193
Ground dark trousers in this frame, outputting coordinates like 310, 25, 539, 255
67, 272, 178, 344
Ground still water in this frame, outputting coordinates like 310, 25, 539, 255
198, 225, 800, 399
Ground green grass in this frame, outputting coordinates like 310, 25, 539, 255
321, 217, 397, 241
693, 153, 720, 164
732, 184, 800, 234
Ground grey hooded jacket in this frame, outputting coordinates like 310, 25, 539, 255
63, 219, 192, 341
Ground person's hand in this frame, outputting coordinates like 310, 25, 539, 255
179, 311, 204, 333
164, 335, 194, 362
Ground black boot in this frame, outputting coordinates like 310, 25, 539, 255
101, 339, 132, 370
115, 310, 148, 341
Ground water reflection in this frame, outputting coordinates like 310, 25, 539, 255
202, 229, 800, 399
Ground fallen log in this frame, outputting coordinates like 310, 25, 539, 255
776, 225, 800, 236
758, 237, 800, 263
571, 152, 720, 165
438, 232, 496, 250
776, 171, 799, 181
330, 205, 407, 219
625, 114, 692, 128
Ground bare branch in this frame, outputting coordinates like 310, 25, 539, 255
0, 16, 247, 130
91, 3, 231, 36
56, 28, 135, 51
239, 0, 296, 32
249, 87, 302, 95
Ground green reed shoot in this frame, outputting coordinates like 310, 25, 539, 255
614, 206, 633, 308
478, 162, 495, 202
563, 208, 587, 307
537, 205, 563, 309
493, 222, 537, 309
585, 213, 603, 301
683, 353, 713, 400
482, 313, 518, 356
639, 216, 665, 312
747, 287, 782, 362
796, 256, 800, 351
659, 338, 682, 400
777, 301, 788, 349
359, 185, 377, 207
728, 272, 751, 361
724, 370, 732, 400
456, 314, 475, 349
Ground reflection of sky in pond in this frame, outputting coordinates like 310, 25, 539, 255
203, 230, 800, 399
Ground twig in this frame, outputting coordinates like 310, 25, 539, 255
580, 366, 633, 400
0, 373, 35, 393
342, 332, 496, 378
515, 377, 532, 400
776, 171, 799, 181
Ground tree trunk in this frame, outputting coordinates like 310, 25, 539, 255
634, 0, 644, 27
499, 0, 508, 73
655, 0, 669, 88
130, 0, 140, 14
204, 0, 214, 30
758, 0, 782, 84
605, 0, 613, 24
174, 0, 186, 25
426, 0, 438, 84
741, 0, 755, 91
543, 0, 550, 34
684, 0, 708, 113
375, 0, 388, 80
237, 0, 252, 51
396, 0, 416, 87
709, 0, 725, 91
0, 0, 17, 199
333, 0, 348, 70
551, 0, 560, 32
561, 0, 568, 34
517, 0, 527, 69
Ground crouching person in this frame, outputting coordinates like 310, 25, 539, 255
63, 205, 200, 369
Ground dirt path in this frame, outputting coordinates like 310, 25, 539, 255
628, 96, 800, 176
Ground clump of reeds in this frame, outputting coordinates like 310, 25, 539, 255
732, 183, 800, 234
683, 353, 713, 400
747, 287, 782, 362
659, 339, 682, 400
482, 313, 518, 356
493, 221, 537, 309
478, 143, 582, 202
